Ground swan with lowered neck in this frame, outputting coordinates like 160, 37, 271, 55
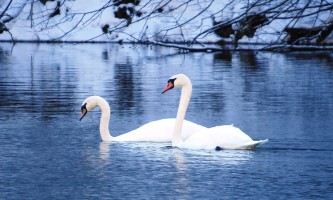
79, 96, 206, 142
162, 74, 268, 150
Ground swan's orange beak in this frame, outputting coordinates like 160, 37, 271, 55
80, 107, 88, 121
162, 82, 174, 94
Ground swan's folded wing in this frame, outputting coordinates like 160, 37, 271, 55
184, 126, 268, 150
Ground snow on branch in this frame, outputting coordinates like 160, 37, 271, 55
0, 0, 333, 51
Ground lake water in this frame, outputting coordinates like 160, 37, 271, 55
0, 43, 333, 199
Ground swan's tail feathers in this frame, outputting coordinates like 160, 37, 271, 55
242, 139, 268, 150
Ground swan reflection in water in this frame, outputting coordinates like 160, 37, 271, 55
97, 142, 254, 199
99, 142, 111, 160
99, 142, 254, 164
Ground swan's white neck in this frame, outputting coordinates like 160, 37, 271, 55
97, 98, 113, 141
172, 81, 192, 147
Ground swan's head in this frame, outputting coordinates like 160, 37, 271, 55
162, 74, 191, 93
79, 96, 102, 121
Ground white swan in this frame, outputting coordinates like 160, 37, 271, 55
79, 96, 206, 142
162, 74, 268, 150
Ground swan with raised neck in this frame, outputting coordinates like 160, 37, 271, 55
162, 74, 268, 150
162, 74, 192, 147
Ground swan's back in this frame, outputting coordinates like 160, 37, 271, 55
115, 118, 206, 142
184, 125, 266, 150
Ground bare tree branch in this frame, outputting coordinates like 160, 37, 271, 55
1, 0, 333, 51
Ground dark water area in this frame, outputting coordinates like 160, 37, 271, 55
0, 43, 333, 199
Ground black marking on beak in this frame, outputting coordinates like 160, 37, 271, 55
162, 78, 176, 94
80, 103, 87, 121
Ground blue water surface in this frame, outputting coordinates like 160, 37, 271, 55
0, 43, 333, 199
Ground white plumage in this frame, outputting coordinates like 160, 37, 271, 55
162, 74, 268, 150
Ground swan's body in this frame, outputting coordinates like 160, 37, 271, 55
113, 118, 204, 142
180, 125, 268, 150
80, 96, 206, 142
162, 74, 268, 150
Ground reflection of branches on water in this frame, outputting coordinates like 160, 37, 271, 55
213, 51, 232, 62
285, 51, 333, 65
262, 44, 333, 51
145, 51, 184, 61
